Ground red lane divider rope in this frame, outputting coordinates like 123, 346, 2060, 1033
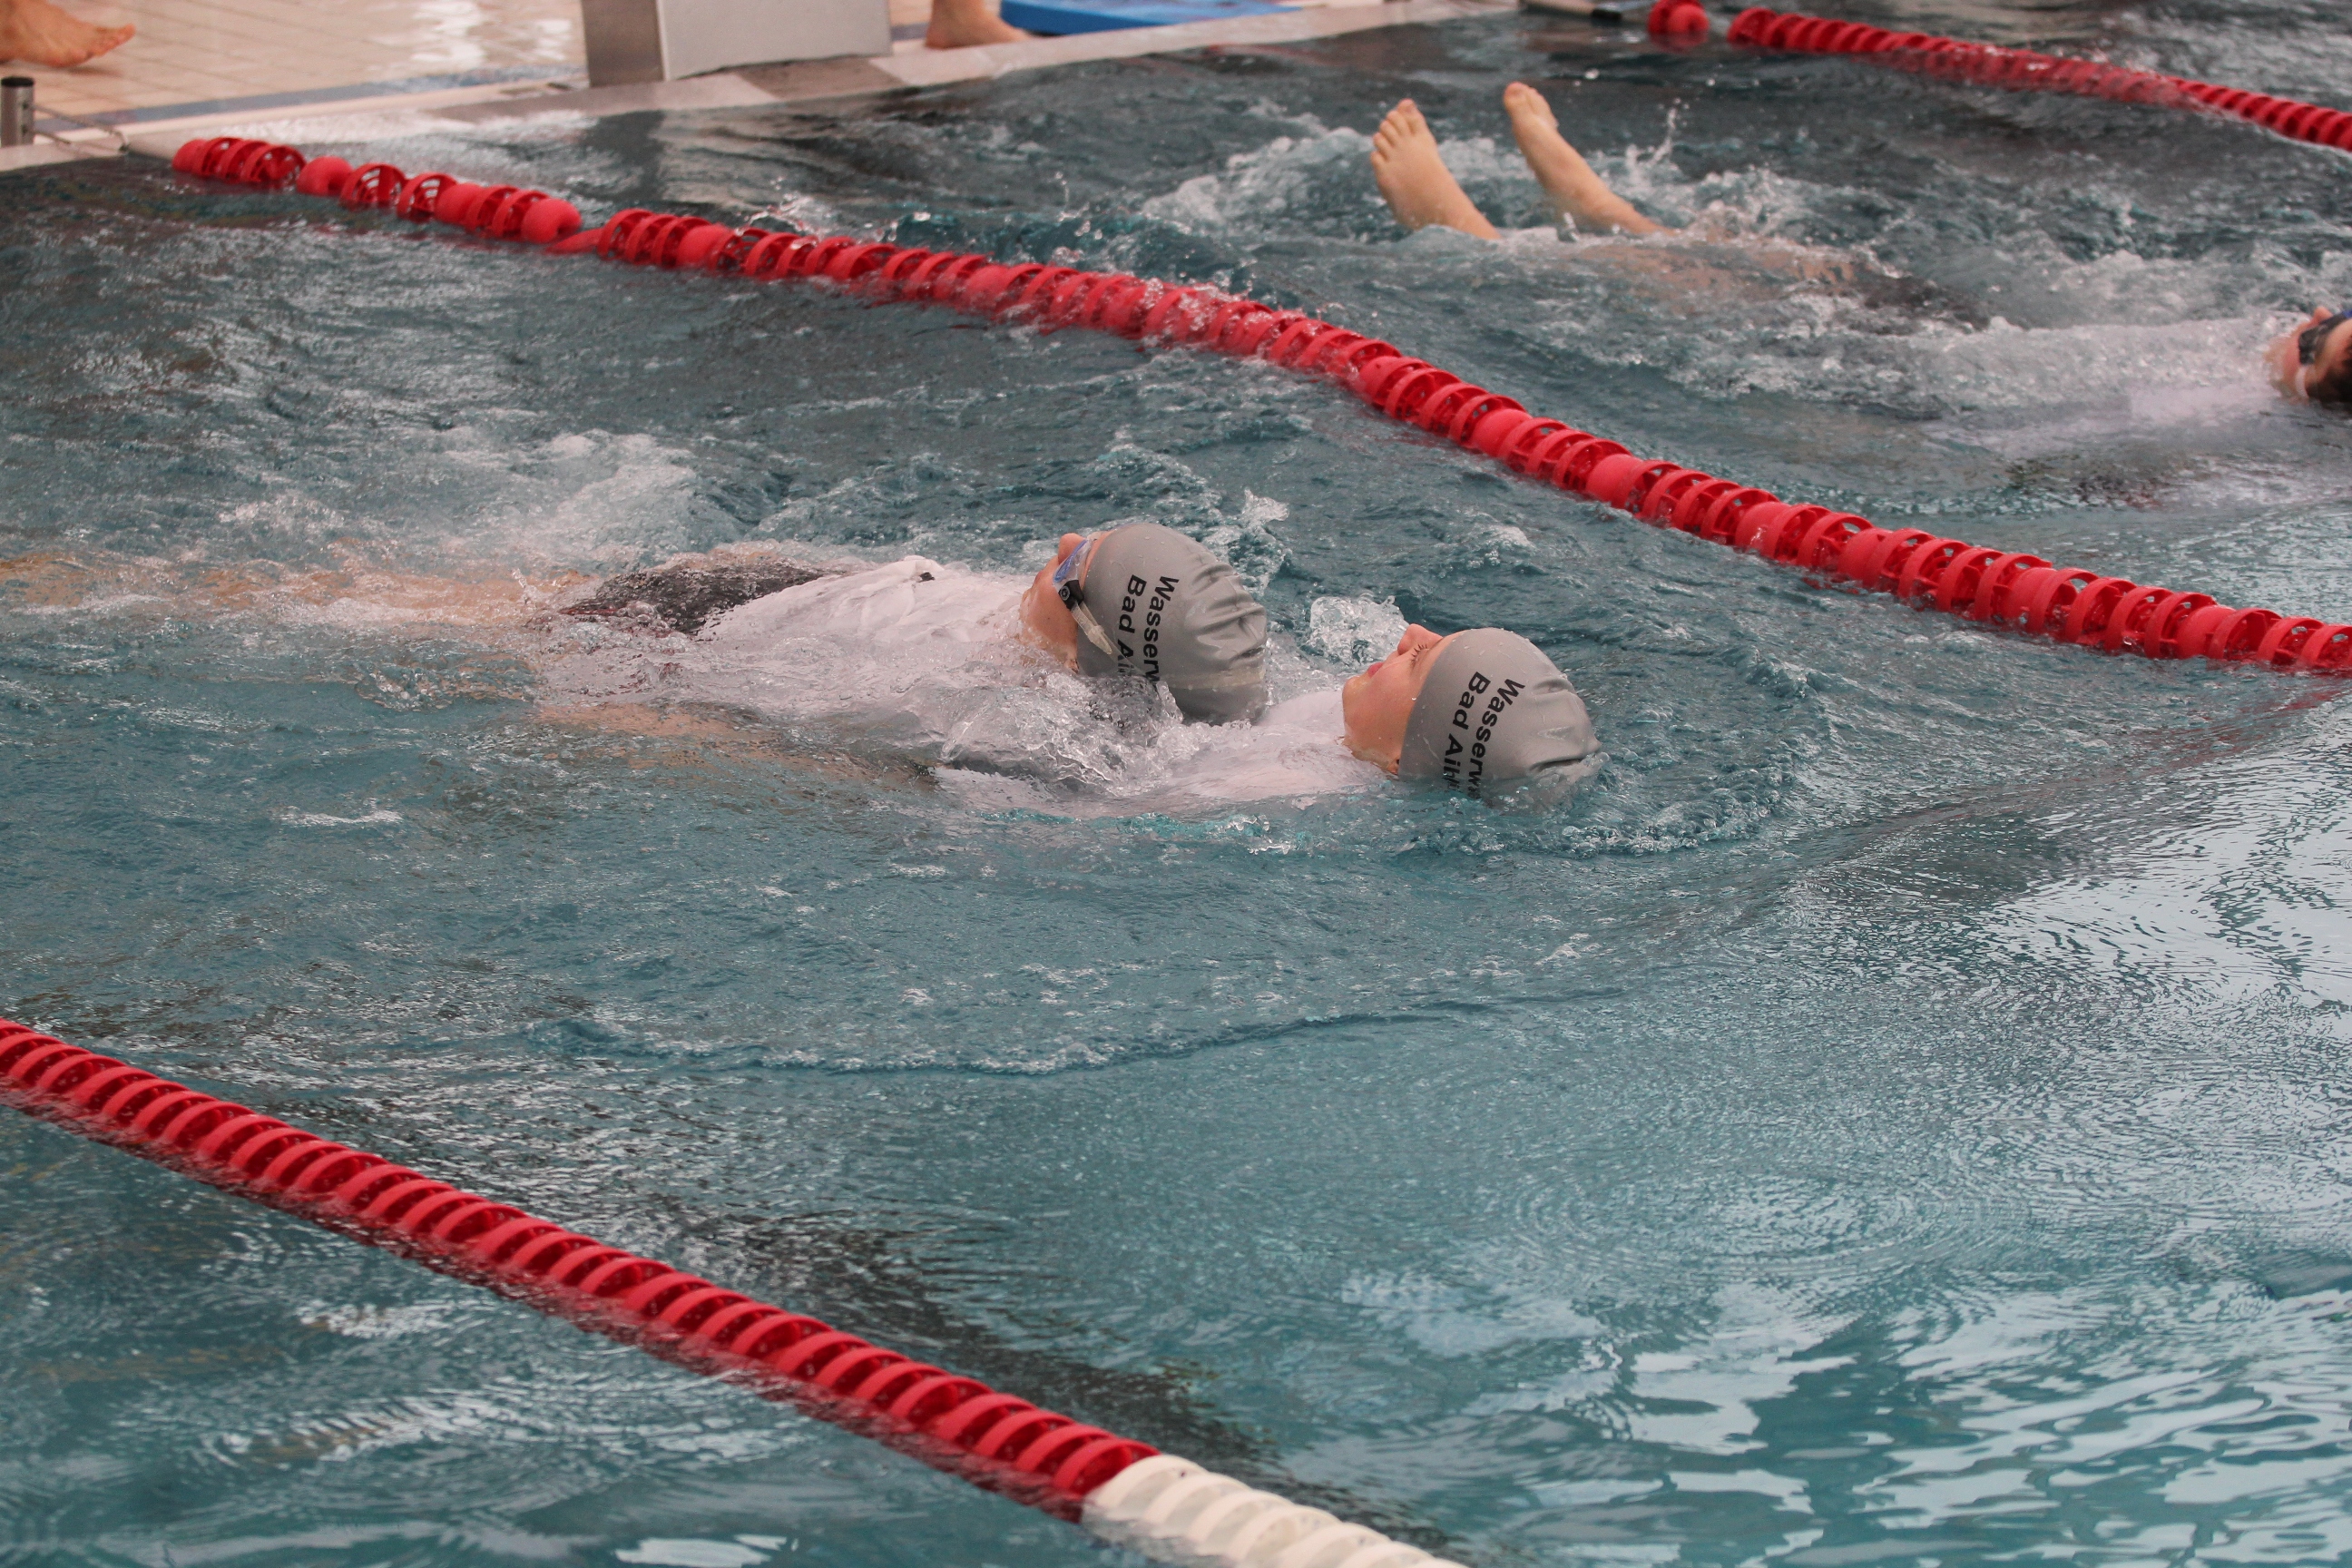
1727, 7, 2352, 153
1646, 0, 1709, 40
2, 1020, 1477, 1564
0, 1022, 1151, 1517
172, 136, 587, 244
170, 139, 2352, 674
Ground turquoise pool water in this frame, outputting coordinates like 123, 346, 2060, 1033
9, 3, 2352, 1563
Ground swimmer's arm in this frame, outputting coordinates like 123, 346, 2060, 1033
535, 701, 926, 787
1, 552, 577, 624
276, 565, 589, 625
536, 701, 753, 746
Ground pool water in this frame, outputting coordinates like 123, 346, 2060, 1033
9, 1, 2352, 1563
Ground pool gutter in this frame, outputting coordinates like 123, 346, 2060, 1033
1, 0, 1508, 176
806, 0, 1510, 97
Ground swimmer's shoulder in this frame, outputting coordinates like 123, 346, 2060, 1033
697, 554, 1008, 642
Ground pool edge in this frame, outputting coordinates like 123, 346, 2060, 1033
7, 0, 1513, 177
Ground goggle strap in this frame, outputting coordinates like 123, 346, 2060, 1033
2299, 310, 2352, 365
1069, 603, 1120, 659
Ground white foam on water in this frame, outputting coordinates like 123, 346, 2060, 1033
1305, 593, 1406, 667
276, 807, 405, 828
1904, 314, 2274, 415
615, 1542, 770, 1568
1142, 122, 1377, 231
440, 429, 710, 571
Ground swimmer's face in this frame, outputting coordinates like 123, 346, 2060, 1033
1018, 533, 1085, 668
2267, 308, 2352, 403
1341, 623, 1458, 774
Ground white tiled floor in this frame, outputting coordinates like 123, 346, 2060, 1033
27, 0, 583, 122
22, 0, 1406, 127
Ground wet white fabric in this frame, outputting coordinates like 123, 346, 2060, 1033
1131, 689, 1378, 803
691, 554, 1024, 716
933, 687, 1385, 815
545, 556, 1384, 811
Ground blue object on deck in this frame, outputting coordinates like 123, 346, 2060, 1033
998, 0, 1295, 34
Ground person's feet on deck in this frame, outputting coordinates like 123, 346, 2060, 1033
926, 0, 1029, 48
1368, 98, 1499, 240
0, 0, 132, 67
1502, 80, 1662, 237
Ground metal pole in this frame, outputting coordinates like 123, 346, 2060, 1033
1, 77, 34, 148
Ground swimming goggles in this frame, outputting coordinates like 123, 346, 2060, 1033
1050, 533, 1099, 607
1049, 534, 1120, 659
2298, 310, 2352, 366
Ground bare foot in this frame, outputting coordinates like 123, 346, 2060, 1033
1367, 99, 1498, 240
926, 0, 1028, 48
0, 0, 132, 67
1503, 80, 1661, 237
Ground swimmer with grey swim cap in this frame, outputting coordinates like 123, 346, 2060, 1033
1024, 522, 1270, 724
1342, 625, 1600, 801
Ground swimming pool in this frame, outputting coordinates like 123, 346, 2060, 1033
9, 1, 2352, 1561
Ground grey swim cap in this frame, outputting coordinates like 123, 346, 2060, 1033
1400, 629, 1600, 801
1066, 523, 1269, 724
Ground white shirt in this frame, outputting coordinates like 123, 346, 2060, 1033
553, 555, 1387, 811
691, 555, 1023, 720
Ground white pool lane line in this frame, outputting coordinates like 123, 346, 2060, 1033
0, 1023, 1475, 1568
1087, 1456, 1470, 1567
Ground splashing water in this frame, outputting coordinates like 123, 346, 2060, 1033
9, 5, 2352, 1564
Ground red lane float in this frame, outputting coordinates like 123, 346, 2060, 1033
0, 1021, 1147, 1514
170, 138, 2352, 676
1646, 0, 1709, 40
0, 1020, 1473, 1566
184, 139, 584, 245
1728, 7, 2352, 153
170, 135, 306, 188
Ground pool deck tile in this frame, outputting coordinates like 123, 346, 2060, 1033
17, 0, 1509, 172
21, 0, 583, 122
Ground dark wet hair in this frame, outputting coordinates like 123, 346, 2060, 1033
2298, 310, 2352, 407
562, 554, 839, 635
2311, 356, 2352, 408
